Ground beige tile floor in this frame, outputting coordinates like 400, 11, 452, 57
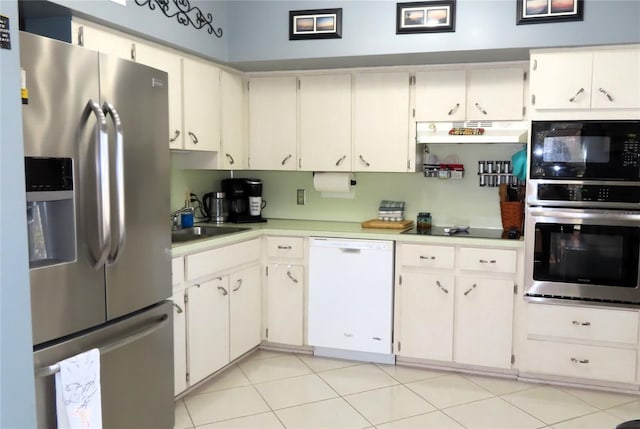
174, 349, 640, 429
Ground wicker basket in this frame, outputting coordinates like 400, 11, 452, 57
500, 201, 524, 231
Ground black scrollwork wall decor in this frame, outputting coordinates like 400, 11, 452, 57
135, 0, 223, 38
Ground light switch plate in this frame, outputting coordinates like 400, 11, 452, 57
297, 189, 306, 205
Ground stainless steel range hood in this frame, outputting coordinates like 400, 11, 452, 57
416, 121, 528, 144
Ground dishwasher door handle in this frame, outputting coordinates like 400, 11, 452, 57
340, 248, 361, 254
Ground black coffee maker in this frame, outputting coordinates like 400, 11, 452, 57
221, 178, 267, 223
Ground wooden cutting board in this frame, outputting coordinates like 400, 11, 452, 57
361, 219, 414, 230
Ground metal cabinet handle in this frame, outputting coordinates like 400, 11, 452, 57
173, 302, 183, 314
474, 102, 488, 115
479, 259, 496, 264
78, 26, 84, 46
572, 320, 591, 326
598, 87, 614, 102
448, 103, 460, 116
188, 131, 199, 144
420, 255, 436, 260
217, 286, 228, 296
372, 337, 382, 341
343, 333, 353, 338
225, 153, 235, 165
82, 99, 111, 269
436, 280, 449, 294
169, 129, 181, 143
569, 87, 585, 102
103, 102, 126, 265
359, 154, 371, 167
232, 278, 242, 292
281, 154, 292, 165
130, 43, 136, 61
277, 245, 292, 250
570, 357, 590, 364
335, 155, 347, 166
286, 270, 299, 284
463, 283, 477, 296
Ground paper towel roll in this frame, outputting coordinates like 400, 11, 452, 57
313, 172, 356, 198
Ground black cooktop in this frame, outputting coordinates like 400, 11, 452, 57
402, 226, 521, 240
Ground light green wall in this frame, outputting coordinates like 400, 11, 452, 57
171, 143, 523, 229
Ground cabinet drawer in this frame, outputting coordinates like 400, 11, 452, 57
398, 244, 455, 269
458, 247, 516, 274
528, 304, 639, 345
186, 239, 261, 281
171, 257, 184, 293
266, 236, 304, 259
522, 339, 637, 384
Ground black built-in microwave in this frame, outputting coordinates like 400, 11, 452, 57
530, 120, 640, 181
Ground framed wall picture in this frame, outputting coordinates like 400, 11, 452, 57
289, 8, 342, 40
516, 0, 584, 24
396, 1, 456, 34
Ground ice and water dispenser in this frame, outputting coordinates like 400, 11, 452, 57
25, 157, 76, 268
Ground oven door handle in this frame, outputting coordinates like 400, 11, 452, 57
528, 207, 640, 223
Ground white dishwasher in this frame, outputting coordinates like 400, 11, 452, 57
308, 237, 394, 363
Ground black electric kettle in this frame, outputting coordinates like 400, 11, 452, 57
202, 192, 228, 223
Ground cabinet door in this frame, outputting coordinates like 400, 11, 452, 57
467, 68, 525, 121
170, 291, 187, 395
248, 76, 297, 170
592, 48, 640, 109
530, 51, 592, 110
187, 278, 229, 384
72, 20, 133, 60
135, 43, 184, 149
182, 58, 221, 151
353, 72, 410, 172
220, 71, 247, 169
454, 277, 514, 369
229, 264, 262, 361
414, 70, 466, 122
299, 74, 352, 171
266, 264, 304, 346
396, 271, 454, 361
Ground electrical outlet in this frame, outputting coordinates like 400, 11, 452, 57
297, 189, 306, 205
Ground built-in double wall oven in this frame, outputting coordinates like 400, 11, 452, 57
525, 120, 640, 306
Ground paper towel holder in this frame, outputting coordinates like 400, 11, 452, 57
312, 172, 357, 186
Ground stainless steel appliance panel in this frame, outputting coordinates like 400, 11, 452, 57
20, 32, 107, 344
33, 301, 173, 429
99, 54, 171, 320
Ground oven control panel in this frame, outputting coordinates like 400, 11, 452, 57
623, 139, 640, 168
537, 183, 640, 204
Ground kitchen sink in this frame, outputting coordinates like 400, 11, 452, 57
171, 225, 250, 243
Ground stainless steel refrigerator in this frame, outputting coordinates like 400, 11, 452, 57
20, 31, 174, 428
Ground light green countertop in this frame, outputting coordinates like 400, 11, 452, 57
170, 218, 524, 257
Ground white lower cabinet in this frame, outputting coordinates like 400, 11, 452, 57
263, 236, 306, 347
395, 243, 518, 371
521, 303, 639, 385
265, 264, 304, 346
173, 239, 261, 395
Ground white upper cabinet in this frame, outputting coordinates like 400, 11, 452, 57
299, 74, 352, 171
353, 71, 411, 172
414, 67, 525, 122
414, 70, 466, 122
220, 71, 247, 169
530, 46, 640, 110
182, 58, 221, 152
71, 19, 134, 60
134, 42, 184, 149
248, 76, 298, 170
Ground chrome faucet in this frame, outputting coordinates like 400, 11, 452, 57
170, 207, 194, 230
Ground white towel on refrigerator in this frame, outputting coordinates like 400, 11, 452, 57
55, 348, 102, 429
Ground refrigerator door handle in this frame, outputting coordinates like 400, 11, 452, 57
82, 99, 111, 269
34, 313, 169, 379
103, 102, 126, 265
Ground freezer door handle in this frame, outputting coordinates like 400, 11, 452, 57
103, 102, 126, 265
35, 313, 169, 379
82, 99, 111, 269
